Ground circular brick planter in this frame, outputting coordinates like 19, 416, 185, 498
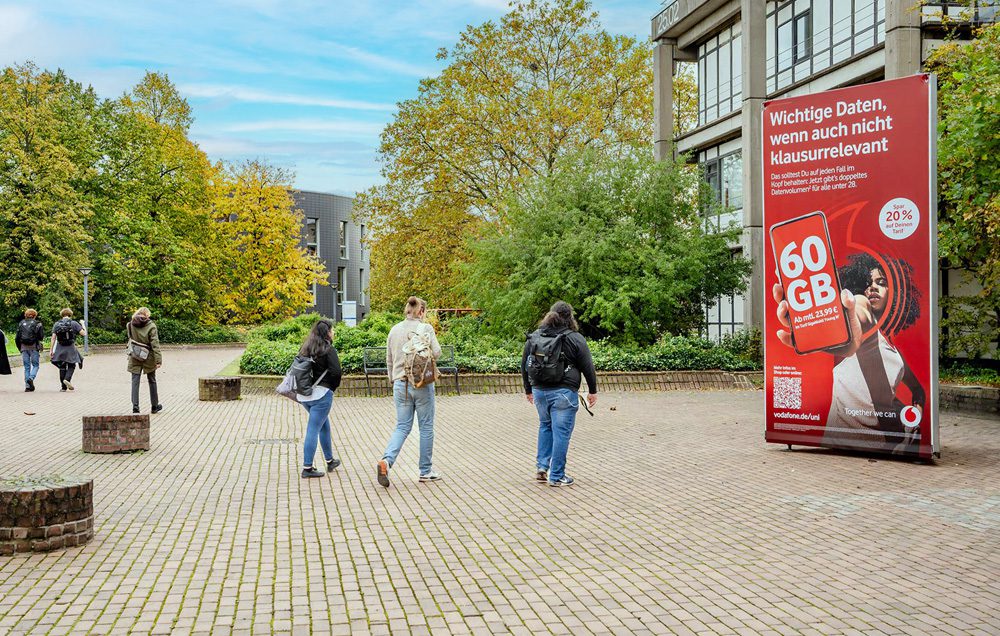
82, 415, 150, 453
0, 476, 94, 555
199, 376, 241, 401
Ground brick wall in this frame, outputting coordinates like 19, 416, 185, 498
199, 377, 242, 401
0, 478, 94, 555
82, 415, 150, 453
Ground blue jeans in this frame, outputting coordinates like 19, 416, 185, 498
383, 380, 435, 475
533, 387, 579, 481
21, 349, 40, 384
300, 390, 334, 467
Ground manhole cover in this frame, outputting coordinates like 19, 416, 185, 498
245, 438, 298, 445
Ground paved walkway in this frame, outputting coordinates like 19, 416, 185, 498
0, 349, 998, 635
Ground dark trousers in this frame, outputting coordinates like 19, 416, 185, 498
56, 362, 77, 384
131, 372, 159, 409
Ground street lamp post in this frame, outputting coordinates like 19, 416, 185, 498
79, 267, 92, 355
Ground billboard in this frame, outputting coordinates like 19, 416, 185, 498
762, 74, 939, 459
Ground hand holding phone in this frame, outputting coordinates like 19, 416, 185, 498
773, 282, 864, 357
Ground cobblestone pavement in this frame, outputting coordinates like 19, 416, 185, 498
1, 349, 998, 636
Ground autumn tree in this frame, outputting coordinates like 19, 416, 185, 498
925, 24, 1000, 357
211, 160, 328, 323
358, 0, 686, 310
0, 63, 97, 325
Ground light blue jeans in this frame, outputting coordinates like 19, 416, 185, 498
300, 390, 334, 467
21, 349, 40, 384
383, 380, 435, 475
533, 387, 579, 481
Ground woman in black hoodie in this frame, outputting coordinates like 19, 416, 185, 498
296, 319, 343, 479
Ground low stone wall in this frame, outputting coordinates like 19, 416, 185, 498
940, 384, 1000, 416
199, 377, 242, 401
0, 477, 94, 555
241, 370, 764, 397
82, 415, 150, 453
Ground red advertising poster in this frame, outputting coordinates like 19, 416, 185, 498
763, 74, 939, 459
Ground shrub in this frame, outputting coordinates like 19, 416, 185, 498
86, 318, 245, 345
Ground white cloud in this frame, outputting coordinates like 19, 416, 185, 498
223, 118, 385, 136
179, 84, 395, 112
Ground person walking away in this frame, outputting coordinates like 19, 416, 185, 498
522, 301, 597, 487
50, 309, 85, 391
15, 309, 44, 391
296, 319, 343, 478
127, 307, 164, 413
0, 327, 11, 378
376, 296, 442, 488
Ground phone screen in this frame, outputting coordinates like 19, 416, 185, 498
769, 211, 851, 354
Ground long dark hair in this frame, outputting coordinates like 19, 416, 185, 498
539, 301, 579, 332
838, 252, 920, 337
300, 319, 334, 358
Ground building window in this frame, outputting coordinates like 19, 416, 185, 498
359, 269, 365, 305
697, 22, 742, 126
339, 220, 348, 259
704, 248, 745, 341
305, 218, 318, 257
337, 267, 346, 308
793, 10, 812, 63
359, 223, 365, 254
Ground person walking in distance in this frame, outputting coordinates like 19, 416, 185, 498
50, 309, 86, 391
127, 307, 163, 414
15, 309, 44, 392
296, 319, 343, 478
376, 296, 442, 488
522, 301, 597, 487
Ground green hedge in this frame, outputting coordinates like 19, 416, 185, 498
88, 318, 246, 345
239, 312, 764, 376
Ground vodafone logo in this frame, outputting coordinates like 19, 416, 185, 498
901, 405, 922, 427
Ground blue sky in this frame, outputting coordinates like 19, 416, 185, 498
1, 0, 657, 196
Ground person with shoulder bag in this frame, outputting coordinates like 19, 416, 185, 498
127, 307, 163, 413
375, 296, 443, 488
521, 301, 597, 487
294, 319, 343, 479
50, 308, 86, 392
15, 309, 44, 391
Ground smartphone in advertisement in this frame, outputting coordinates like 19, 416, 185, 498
769, 211, 851, 354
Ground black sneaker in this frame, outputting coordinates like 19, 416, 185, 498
548, 476, 575, 487
301, 466, 324, 479
535, 469, 548, 482
27, 379, 35, 391
60, 385, 67, 392
24, 387, 31, 393
151, 404, 163, 414
326, 458, 341, 472
132, 406, 140, 414
376, 459, 390, 488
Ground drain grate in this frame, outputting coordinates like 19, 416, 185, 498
245, 438, 298, 445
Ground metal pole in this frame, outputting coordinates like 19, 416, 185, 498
83, 274, 89, 355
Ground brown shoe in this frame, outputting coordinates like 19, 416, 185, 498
376, 459, 390, 488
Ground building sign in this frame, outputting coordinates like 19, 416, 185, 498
762, 74, 939, 458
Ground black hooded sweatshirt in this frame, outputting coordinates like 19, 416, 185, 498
520, 326, 598, 395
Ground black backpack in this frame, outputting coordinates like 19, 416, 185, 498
525, 329, 569, 386
53, 320, 76, 346
289, 355, 328, 397
17, 319, 40, 345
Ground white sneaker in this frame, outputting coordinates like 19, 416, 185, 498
419, 471, 442, 482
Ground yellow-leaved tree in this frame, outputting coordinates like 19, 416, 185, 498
212, 160, 328, 323
357, 0, 685, 310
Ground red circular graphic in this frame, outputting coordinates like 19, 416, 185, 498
901, 405, 922, 427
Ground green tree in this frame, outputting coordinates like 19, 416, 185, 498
358, 0, 686, 310
462, 150, 750, 344
211, 160, 328, 323
926, 24, 1000, 357
0, 63, 97, 325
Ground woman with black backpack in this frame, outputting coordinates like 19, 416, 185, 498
521, 301, 598, 487
296, 319, 343, 479
50, 308, 86, 391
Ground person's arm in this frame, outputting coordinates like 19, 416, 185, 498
34, 323, 44, 350
385, 327, 395, 371
50, 330, 57, 356
521, 338, 533, 402
149, 324, 162, 367
572, 334, 598, 406
328, 348, 343, 389
900, 362, 925, 411
14, 324, 22, 351
77, 320, 87, 337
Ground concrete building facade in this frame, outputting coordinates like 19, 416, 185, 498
292, 190, 370, 323
652, 0, 997, 340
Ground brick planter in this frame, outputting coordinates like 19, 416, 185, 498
82, 415, 150, 453
0, 477, 94, 555
199, 376, 241, 401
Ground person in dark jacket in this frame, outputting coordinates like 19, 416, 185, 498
0, 328, 11, 377
50, 308, 86, 391
127, 307, 163, 413
297, 319, 343, 478
15, 309, 44, 391
521, 301, 598, 487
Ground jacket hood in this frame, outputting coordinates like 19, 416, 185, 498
131, 315, 151, 328
538, 325, 570, 336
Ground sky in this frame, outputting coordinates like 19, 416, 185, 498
1, 0, 659, 196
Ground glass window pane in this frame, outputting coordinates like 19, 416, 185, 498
766, 13, 776, 78
832, 0, 851, 44
814, 0, 831, 54
732, 34, 743, 103
778, 21, 793, 70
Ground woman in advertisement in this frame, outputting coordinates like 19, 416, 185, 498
774, 252, 925, 454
